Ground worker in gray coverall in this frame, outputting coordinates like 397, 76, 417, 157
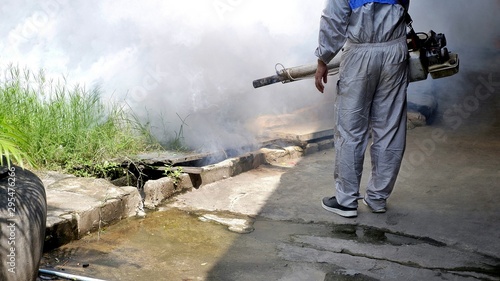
315, 0, 410, 218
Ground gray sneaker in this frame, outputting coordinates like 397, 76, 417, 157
321, 197, 357, 218
362, 199, 386, 213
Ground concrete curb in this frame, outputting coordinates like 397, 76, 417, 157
42, 176, 142, 250
142, 145, 325, 209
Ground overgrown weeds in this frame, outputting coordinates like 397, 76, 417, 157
0, 65, 159, 175
129, 109, 192, 152
167, 113, 190, 151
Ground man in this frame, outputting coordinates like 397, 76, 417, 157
315, 0, 410, 218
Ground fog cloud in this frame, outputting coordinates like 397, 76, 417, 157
1, 0, 498, 152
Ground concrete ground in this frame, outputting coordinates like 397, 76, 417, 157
41, 120, 500, 280
163, 52, 500, 280
168, 125, 500, 280
40, 50, 500, 280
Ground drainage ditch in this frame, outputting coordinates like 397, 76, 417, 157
116, 136, 333, 190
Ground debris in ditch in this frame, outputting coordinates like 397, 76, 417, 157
199, 213, 255, 234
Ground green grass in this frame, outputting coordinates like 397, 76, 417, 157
0, 65, 159, 175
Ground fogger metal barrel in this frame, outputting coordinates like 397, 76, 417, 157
252, 56, 341, 88
252, 49, 459, 89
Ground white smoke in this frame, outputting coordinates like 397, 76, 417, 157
408, 0, 500, 116
410, 0, 500, 50
1, 0, 498, 152
0, 0, 327, 152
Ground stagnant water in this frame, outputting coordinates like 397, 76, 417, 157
40, 208, 240, 281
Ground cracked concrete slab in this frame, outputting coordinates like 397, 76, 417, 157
290, 234, 497, 276
277, 243, 483, 281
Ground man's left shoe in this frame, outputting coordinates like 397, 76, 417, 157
321, 196, 357, 218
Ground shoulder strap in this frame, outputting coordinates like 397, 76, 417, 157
397, 0, 421, 50
397, 0, 413, 28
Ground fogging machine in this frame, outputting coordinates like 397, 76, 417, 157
252, 30, 459, 88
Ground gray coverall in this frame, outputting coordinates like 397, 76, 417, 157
315, 0, 410, 210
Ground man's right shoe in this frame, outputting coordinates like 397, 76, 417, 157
362, 199, 386, 213
321, 196, 357, 218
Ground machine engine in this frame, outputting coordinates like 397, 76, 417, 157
408, 30, 459, 81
